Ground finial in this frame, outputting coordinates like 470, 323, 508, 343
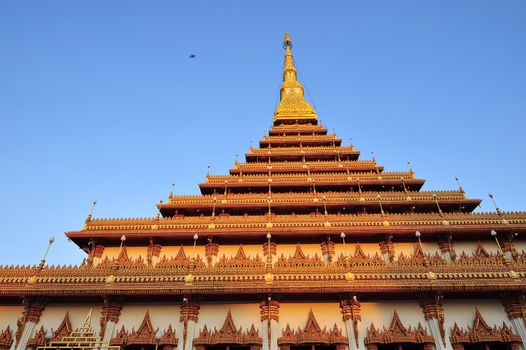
207, 165, 211, 177
371, 152, 376, 162
86, 199, 97, 222
433, 193, 444, 216
235, 154, 239, 164
171, 182, 175, 198
488, 193, 504, 216
283, 32, 292, 48
407, 161, 414, 175
454, 176, 464, 193
37, 235, 55, 271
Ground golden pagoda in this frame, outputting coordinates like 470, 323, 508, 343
1, 33, 526, 350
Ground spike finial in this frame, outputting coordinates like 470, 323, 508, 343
283, 32, 292, 48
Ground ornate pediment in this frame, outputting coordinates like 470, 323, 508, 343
0, 326, 13, 349
278, 309, 347, 345
214, 246, 264, 272
275, 245, 324, 270
365, 311, 434, 345
51, 312, 72, 341
110, 325, 128, 346
128, 311, 159, 345
449, 308, 521, 345
159, 325, 178, 346
194, 310, 261, 345
27, 326, 46, 347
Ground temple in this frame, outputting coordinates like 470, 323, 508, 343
1, 33, 526, 350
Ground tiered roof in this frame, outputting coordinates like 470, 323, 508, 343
66, 33, 525, 247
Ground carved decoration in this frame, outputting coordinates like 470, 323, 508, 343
418, 294, 445, 346
194, 310, 261, 346
449, 309, 521, 346
0, 326, 13, 350
340, 299, 361, 348
364, 311, 434, 346
501, 293, 526, 321
260, 300, 280, 322
278, 309, 347, 345
109, 325, 128, 346
127, 311, 159, 345
214, 246, 264, 272
51, 312, 72, 341
27, 326, 46, 348
147, 240, 162, 265
159, 325, 178, 348
16, 297, 46, 345
321, 239, 335, 261
156, 246, 206, 271
100, 296, 123, 338
180, 301, 200, 323
274, 244, 325, 271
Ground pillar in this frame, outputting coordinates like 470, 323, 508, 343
340, 298, 361, 350
501, 235, 518, 262
260, 299, 279, 350
147, 240, 162, 266
419, 294, 451, 350
180, 300, 200, 350
100, 296, 123, 343
501, 293, 526, 350
15, 298, 46, 350
379, 236, 394, 264
205, 241, 219, 267
321, 239, 335, 264
438, 234, 456, 263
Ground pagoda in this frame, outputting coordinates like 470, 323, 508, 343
1, 33, 526, 350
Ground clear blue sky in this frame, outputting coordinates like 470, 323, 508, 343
1, 1, 525, 265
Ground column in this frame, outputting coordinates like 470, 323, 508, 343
419, 294, 451, 350
379, 236, 394, 264
501, 235, 518, 262
100, 296, 123, 343
438, 234, 456, 263
147, 240, 162, 266
321, 238, 335, 264
205, 241, 219, 267
501, 293, 526, 350
180, 300, 200, 350
15, 298, 46, 350
260, 299, 279, 350
340, 298, 361, 350
92, 244, 105, 266
260, 300, 270, 350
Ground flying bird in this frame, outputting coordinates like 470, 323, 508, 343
189, 54, 196, 59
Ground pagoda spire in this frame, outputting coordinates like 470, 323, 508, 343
274, 33, 318, 125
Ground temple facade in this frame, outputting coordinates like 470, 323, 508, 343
1, 33, 526, 350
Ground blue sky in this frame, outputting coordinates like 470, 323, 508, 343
0, 1, 525, 265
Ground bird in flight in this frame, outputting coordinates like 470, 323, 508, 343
189, 54, 196, 59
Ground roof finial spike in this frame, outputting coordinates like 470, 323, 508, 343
86, 199, 97, 222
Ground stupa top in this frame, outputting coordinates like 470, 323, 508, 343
273, 33, 318, 125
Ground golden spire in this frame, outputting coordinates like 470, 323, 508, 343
273, 33, 318, 125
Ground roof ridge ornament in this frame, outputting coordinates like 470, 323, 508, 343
273, 33, 318, 125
